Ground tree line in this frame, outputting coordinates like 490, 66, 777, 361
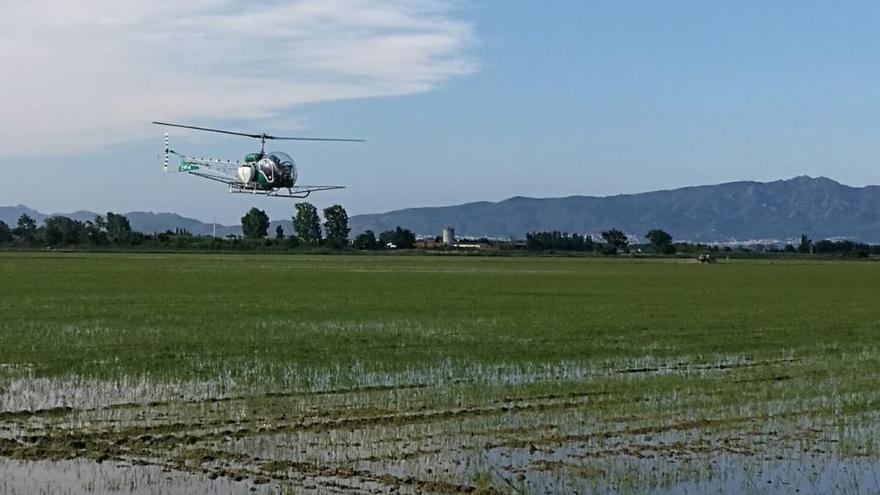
0, 203, 416, 251
526, 228, 672, 255
779, 234, 876, 257
4, 210, 879, 257
0, 212, 135, 246
239, 203, 415, 249
526, 229, 880, 257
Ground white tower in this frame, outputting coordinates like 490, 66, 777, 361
442, 227, 455, 246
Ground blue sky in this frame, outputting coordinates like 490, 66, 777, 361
3, 1, 880, 223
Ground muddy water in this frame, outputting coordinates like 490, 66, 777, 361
0, 458, 256, 495
3, 355, 880, 493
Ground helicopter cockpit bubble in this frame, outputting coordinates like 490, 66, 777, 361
266, 151, 297, 186
267, 151, 294, 168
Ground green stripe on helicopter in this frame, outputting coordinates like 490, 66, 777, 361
257, 170, 269, 186
179, 159, 200, 172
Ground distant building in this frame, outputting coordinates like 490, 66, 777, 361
415, 238, 441, 249
442, 227, 455, 246
453, 242, 487, 250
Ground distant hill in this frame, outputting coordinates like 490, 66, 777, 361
0, 205, 47, 224
348, 176, 880, 242
0, 206, 240, 237
5, 176, 880, 242
1, 205, 305, 239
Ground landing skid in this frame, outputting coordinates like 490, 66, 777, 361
227, 183, 345, 199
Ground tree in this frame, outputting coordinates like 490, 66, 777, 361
106, 212, 132, 243
352, 230, 380, 250
60, 217, 86, 244
601, 229, 629, 255
322, 204, 350, 248
379, 226, 416, 249
798, 234, 812, 254
0, 221, 12, 243
42, 218, 62, 246
13, 214, 37, 243
85, 215, 109, 245
241, 207, 270, 239
812, 239, 871, 257
275, 225, 285, 240
94, 214, 108, 233
526, 231, 594, 252
43, 216, 86, 245
645, 229, 674, 254
293, 202, 322, 245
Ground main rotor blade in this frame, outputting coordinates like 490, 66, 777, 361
152, 122, 261, 139
268, 136, 365, 142
153, 121, 364, 142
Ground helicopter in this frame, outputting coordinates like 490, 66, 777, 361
153, 121, 363, 198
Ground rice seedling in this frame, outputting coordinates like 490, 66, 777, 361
2, 252, 880, 493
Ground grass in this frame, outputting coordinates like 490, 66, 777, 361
1, 252, 880, 493
2, 252, 877, 378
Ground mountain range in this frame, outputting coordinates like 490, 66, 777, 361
350, 176, 880, 242
4, 176, 880, 243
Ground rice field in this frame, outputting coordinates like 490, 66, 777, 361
1, 252, 879, 494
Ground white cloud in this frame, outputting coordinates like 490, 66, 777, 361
0, 0, 476, 155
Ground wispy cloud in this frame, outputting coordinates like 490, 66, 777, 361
1, 0, 476, 155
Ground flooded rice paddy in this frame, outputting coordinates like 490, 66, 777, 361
2, 253, 880, 493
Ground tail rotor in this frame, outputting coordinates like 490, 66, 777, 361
163, 133, 170, 172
